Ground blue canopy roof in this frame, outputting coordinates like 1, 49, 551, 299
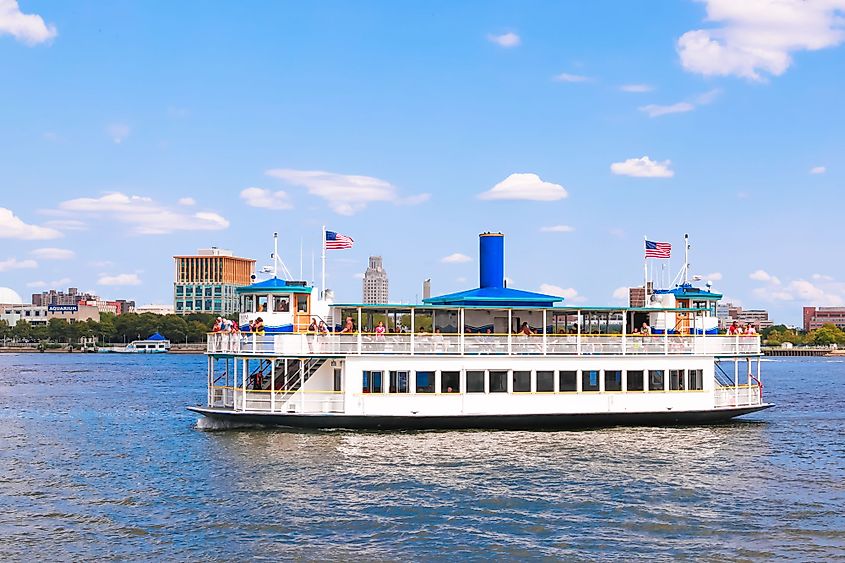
147, 332, 167, 341
423, 286, 563, 308
236, 277, 313, 295
655, 283, 722, 300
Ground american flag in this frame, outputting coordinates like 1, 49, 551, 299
645, 240, 671, 258
325, 230, 354, 250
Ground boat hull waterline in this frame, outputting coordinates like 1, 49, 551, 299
189, 403, 773, 431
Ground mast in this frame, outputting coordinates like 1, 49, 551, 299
273, 232, 279, 278
683, 233, 690, 285
321, 225, 327, 300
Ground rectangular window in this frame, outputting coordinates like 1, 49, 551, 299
205, 300, 212, 311
441, 371, 460, 393
362, 370, 383, 393
176, 286, 183, 295
489, 370, 508, 393
513, 371, 531, 392
582, 370, 600, 392
296, 294, 308, 313
559, 370, 577, 392
627, 370, 644, 391
257, 296, 268, 313
649, 370, 665, 391
333, 368, 342, 392
605, 370, 622, 392
185, 286, 193, 295
689, 369, 704, 390
205, 287, 212, 297
390, 371, 409, 393
415, 371, 434, 393
243, 295, 254, 312
273, 296, 290, 313
670, 369, 685, 391
466, 371, 485, 393
536, 370, 554, 392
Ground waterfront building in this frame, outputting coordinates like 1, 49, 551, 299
803, 306, 845, 331
1, 304, 49, 327
173, 248, 255, 316
362, 256, 389, 304
718, 303, 772, 330
32, 287, 98, 307
136, 304, 176, 315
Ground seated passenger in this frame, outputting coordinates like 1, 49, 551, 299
341, 317, 355, 333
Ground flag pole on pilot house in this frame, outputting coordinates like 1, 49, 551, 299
321, 225, 327, 300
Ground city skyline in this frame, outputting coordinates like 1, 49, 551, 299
2, 1, 845, 324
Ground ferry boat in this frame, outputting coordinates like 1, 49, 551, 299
100, 332, 171, 354
189, 233, 770, 430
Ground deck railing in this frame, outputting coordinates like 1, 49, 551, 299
713, 383, 763, 408
207, 332, 761, 357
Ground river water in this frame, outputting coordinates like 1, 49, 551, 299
0, 354, 842, 560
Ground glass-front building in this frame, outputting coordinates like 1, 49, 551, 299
173, 248, 255, 315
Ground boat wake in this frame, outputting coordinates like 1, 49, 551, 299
195, 416, 261, 431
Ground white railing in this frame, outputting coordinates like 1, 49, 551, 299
207, 333, 761, 357
211, 387, 344, 414
714, 384, 763, 408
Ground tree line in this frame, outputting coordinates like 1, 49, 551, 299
761, 323, 845, 347
0, 312, 227, 344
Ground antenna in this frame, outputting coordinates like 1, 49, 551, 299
270, 232, 293, 280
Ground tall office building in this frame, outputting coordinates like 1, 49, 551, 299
173, 248, 255, 315
362, 256, 389, 304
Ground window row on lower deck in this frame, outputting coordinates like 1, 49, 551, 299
361, 368, 705, 394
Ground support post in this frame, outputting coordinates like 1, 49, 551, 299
271, 359, 276, 413
242, 356, 248, 412
460, 308, 465, 356
621, 309, 627, 356
410, 308, 415, 355
507, 309, 512, 355
321, 225, 326, 299
734, 358, 739, 406
357, 307, 362, 355
542, 309, 547, 355
576, 311, 582, 355
300, 358, 305, 412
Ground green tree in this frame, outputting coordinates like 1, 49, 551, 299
811, 324, 845, 346
48, 318, 71, 342
0, 320, 10, 341
12, 320, 32, 340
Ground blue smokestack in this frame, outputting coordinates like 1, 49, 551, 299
479, 232, 504, 289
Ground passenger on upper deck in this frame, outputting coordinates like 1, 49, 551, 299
375, 321, 386, 339
341, 317, 355, 333
254, 317, 265, 335
212, 317, 222, 333
727, 321, 740, 335
519, 322, 534, 336
641, 322, 651, 335
318, 320, 328, 334
745, 324, 757, 335
308, 318, 318, 333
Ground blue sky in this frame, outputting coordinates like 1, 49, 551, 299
1, 0, 844, 324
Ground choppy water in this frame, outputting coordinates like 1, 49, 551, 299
0, 354, 843, 560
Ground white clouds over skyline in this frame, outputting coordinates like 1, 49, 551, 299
267, 168, 429, 215
240, 187, 293, 210
479, 173, 568, 201
0, 257, 37, 272
56, 193, 229, 235
540, 225, 575, 233
0, 0, 57, 45
97, 273, 142, 286
620, 84, 654, 93
610, 156, 675, 178
677, 0, 845, 80
441, 253, 472, 264
0, 207, 62, 240
31, 247, 75, 260
539, 283, 587, 303
487, 32, 520, 47
553, 72, 591, 83
810, 166, 827, 174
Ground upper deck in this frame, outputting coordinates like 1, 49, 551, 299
207, 332, 761, 357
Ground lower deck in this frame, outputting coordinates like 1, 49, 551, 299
201, 354, 766, 423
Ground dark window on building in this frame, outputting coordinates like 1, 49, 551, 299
466, 371, 485, 393
297, 294, 308, 313
389, 370, 409, 393
185, 286, 193, 295
489, 370, 508, 393
441, 371, 460, 393
176, 286, 183, 295
537, 370, 554, 392
513, 371, 531, 392
627, 370, 644, 391
363, 370, 383, 393
670, 369, 685, 391
689, 369, 704, 390
416, 371, 434, 393
214, 286, 222, 295
333, 368, 342, 392
559, 370, 577, 392
605, 370, 622, 391
205, 287, 212, 297
205, 300, 212, 311
582, 370, 600, 392
649, 370, 665, 391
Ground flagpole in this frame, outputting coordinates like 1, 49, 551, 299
321, 225, 326, 300
643, 235, 648, 304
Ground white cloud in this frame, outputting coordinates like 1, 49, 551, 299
553, 72, 591, 83
810, 166, 827, 174
612, 286, 630, 301
610, 156, 674, 178
240, 187, 293, 210
97, 273, 141, 286
45, 219, 87, 231
0, 207, 62, 240
487, 32, 520, 47
620, 84, 654, 93
752, 278, 845, 306
56, 192, 229, 235
106, 122, 130, 144
0, 257, 37, 272
702, 272, 723, 281
540, 225, 575, 233
31, 247, 75, 260
479, 173, 568, 201
441, 253, 472, 264
539, 283, 587, 303
266, 168, 427, 215
639, 102, 695, 117
0, 0, 57, 45
353, 272, 365, 280
26, 277, 71, 289
749, 269, 780, 284
177, 197, 196, 206
677, 0, 845, 81
812, 273, 833, 281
